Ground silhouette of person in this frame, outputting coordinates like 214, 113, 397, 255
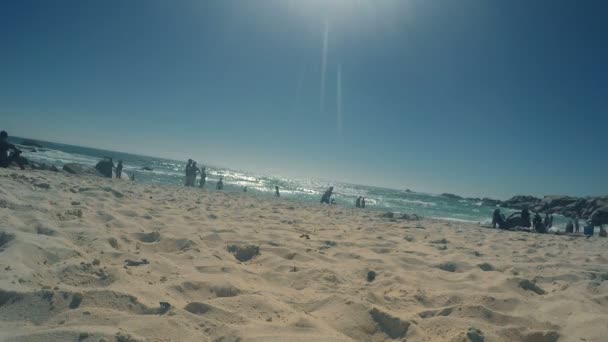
321, 186, 333, 204
521, 208, 531, 228
243, 186, 247, 192
0, 131, 25, 170
191, 162, 199, 186
355, 196, 362, 208
574, 214, 580, 233
116, 160, 123, 179
216, 177, 224, 190
184, 160, 192, 186
199, 167, 207, 188
275, 186, 280, 197
361, 197, 366, 208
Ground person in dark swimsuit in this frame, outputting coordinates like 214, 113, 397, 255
0, 131, 25, 170
321, 186, 334, 204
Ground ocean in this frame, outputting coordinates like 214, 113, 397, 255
12, 137, 565, 227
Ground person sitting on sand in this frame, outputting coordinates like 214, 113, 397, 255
492, 209, 505, 228
0, 131, 25, 170
321, 186, 334, 204
115, 160, 123, 179
216, 177, 224, 190
355, 196, 362, 208
275, 186, 280, 197
199, 167, 207, 188
533, 213, 546, 233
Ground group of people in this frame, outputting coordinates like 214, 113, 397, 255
184, 159, 207, 188
492, 207, 590, 235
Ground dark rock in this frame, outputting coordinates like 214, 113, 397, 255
367, 271, 377, 282
590, 206, 608, 226
381, 212, 395, 218
21, 139, 44, 148
36, 226, 55, 236
95, 160, 114, 178
481, 198, 502, 207
141, 166, 153, 171
441, 193, 463, 200
501, 195, 541, 210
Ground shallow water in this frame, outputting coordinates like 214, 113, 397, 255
14, 137, 567, 227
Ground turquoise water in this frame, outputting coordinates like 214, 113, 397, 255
13, 137, 554, 226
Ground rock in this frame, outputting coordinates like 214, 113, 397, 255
441, 193, 463, 200
63, 163, 96, 175
478, 263, 494, 271
381, 212, 395, 219
481, 197, 502, 207
20, 139, 44, 148
436, 262, 457, 272
141, 166, 154, 171
367, 271, 377, 282
467, 326, 485, 342
95, 160, 114, 178
501, 195, 541, 210
49, 165, 59, 172
590, 206, 608, 226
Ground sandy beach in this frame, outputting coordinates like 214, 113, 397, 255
1, 168, 607, 342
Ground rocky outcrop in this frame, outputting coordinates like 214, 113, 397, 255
481, 198, 502, 207
500, 195, 608, 220
500, 196, 541, 210
20, 139, 44, 148
441, 193, 463, 200
590, 206, 608, 226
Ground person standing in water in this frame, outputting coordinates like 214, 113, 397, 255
574, 214, 580, 233
191, 162, 199, 186
361, 197, 366, 208
321, 187, 334, 204
199, 167, 207, 188
355, 196, 362, 208
216, 177, 224, 190
184, 160, 193, 186
275, 186, 280, 197
115, 160, 123, 179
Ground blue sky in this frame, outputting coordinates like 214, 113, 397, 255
1, 0, 607, 198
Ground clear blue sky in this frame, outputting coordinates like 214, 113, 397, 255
1, 0, 607, 199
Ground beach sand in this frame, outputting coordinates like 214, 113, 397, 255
1, 168, 607, 341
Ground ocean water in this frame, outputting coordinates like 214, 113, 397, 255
12, 137, 565, 227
